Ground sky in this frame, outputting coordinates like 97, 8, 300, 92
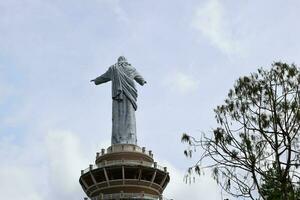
1, 0, 300, 199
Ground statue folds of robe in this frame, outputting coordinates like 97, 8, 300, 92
92, 56, 146, 145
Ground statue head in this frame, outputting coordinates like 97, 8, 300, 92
117, 56, 127, 63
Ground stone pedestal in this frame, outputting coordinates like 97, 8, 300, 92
79, 144, 170, 200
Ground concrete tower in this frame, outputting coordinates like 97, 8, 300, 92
79, 57, 170, 200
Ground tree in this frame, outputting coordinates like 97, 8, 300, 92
182, 62, 300, 200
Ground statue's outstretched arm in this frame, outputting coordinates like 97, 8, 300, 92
134, 72, 147, 86
91, 68, 111, 85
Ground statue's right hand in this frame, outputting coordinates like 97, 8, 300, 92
90, 79, 95, 82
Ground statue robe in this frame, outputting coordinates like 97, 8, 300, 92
94, 63, 146, 145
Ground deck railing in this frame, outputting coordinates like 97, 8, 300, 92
98, 145, 153, 158
83, 193, 173, 200
81, 160, 167, 174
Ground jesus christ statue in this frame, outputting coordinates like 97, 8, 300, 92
91, 56, 147, 145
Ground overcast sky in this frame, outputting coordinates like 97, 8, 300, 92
1, 0, 300, 199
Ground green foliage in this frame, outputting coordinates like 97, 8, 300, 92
182, 62, 300, 199
261, 168, 300, 200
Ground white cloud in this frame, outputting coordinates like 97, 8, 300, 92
0, 129, 92, 200
158, 160, 220, 200
192, 0, 241, 55
164, 71, 199, 94
0, 166, 43, 200
0, 134, 45, 200
45, 130, 89, 197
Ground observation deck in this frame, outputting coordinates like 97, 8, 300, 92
79, 144, 170, 200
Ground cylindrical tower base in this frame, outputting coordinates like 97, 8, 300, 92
80, 144, 170, 200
